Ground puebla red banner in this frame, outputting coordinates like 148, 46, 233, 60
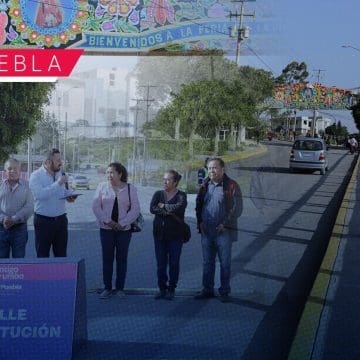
0, 49, 83, 77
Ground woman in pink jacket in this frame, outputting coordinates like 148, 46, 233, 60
92, 162, 140, 299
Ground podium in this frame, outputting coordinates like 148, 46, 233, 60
0, 258, 87, 359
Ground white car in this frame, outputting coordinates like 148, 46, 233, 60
71, 175, 90, 190
289, 137, 329, 175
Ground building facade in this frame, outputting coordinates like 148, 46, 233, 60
45, 67, 133, 140
289, 115, 332, 136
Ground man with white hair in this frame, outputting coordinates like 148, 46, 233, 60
195, 157, 243, 303
0, 158, 33, 258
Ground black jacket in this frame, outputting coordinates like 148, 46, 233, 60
150, 190, 187, 240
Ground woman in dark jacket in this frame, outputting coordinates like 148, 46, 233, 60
150, 170, 187, 300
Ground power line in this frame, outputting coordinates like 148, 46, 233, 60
312, 69, 326, 84
137, 84, 157, 122
243, 43, 275, 73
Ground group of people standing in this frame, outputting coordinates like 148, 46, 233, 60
0, 151, 243, 302
0, 149, 81, 260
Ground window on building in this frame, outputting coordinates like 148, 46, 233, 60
107, 108, 117, 122
84, 98, 92, 120
219, 129, 228, 141
63, 92, 70, 107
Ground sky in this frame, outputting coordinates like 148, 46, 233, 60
73, 0, 360, 131
251, 0, 360, 90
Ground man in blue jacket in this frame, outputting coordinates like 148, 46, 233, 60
197, 157, 209, 186
195, 157, 243, 302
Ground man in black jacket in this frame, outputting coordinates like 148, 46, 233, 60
195, 158, 243, 302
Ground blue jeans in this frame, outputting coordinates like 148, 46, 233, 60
0, 224, 28, 258
154, 237, 183, 291
100, 228, 132, 291
201, 230, 232, 295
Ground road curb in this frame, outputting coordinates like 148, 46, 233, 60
186, 144, 268, 170
288, 153, 360, 359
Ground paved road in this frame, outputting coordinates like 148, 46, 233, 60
23, 142, 358, 359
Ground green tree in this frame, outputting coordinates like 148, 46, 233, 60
133, 56, 242, 111
266, 61, 309, 134
351, 94, 360, 130
275, 61, 309, 86
239, 66, 275, 99
325, 121, 348, 140
0, 83, 53, 162
335, 120, 349, 138
150, 79, 262, 156
35, 111, 59, 153
137, 57, 274, 149
263, 108, 286, 131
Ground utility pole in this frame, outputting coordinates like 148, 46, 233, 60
313, 69, 325, 85
130, 100, 143, 184
132, 107, 138, 184
136, 83, 157, 185
138, 83, 157, 125
27, 137, 32, 179
311, 69, 326, 136
229, 0, 255, 65
64, 112, 67, 171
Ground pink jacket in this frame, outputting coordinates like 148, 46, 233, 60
92, 182, 141, 230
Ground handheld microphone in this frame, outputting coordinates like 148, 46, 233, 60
62, 172, 69, 190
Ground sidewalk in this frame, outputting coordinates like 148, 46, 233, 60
289, 154, 360, 359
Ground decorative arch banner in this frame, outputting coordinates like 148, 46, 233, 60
0, 0, 274, 55
273, 84, 354, 110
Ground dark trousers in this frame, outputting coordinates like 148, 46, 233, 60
0, 224, 28, 258
34, 214, 68, 257
100, 228, 132, 291
154, 237, 183, 291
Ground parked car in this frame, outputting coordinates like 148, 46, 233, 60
72, 175, 90, 190
289, 137, 328, 175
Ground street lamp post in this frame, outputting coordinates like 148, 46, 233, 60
57, 85, 82, 171
64, 111, 67, 170
131, 102, 143, 184
27, 137, 32, 179
293, 110, 297, 135
132, 108, 139, 184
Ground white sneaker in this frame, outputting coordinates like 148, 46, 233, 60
116, 290, 126, 298
100, 289, 112, 299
